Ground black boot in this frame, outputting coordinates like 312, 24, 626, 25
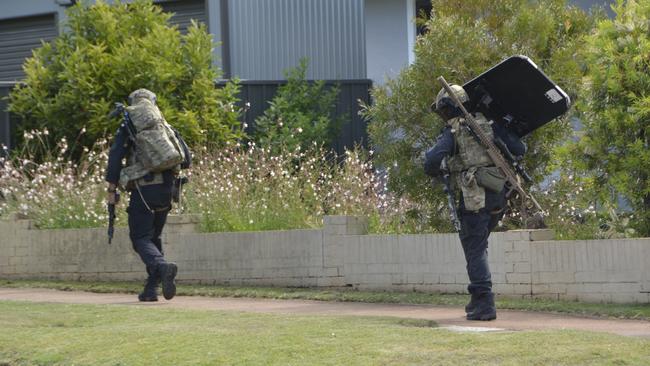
465, 293, 480, 314
158, 262, 178, 300
466, 292, 496, 321
138, 275, 159, 302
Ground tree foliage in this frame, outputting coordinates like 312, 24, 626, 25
561, 0, 650, 236
363, 0, 600, 226
254, 59, 341, 154
9, 0, 242, 151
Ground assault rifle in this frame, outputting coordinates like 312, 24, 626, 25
107, 190, 120, 244
106, 103, 130, 245
437, 76, 543, 215
440, 156, 461, 232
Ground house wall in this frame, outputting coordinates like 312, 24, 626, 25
1, 215, 648, 303
365, 0, 414, 85
0, 0, 68, 25
573, 0, 615, 16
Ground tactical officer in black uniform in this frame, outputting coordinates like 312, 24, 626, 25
105, 89, 179, 302
424, 84, 526, 320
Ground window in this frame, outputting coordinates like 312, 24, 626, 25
416, 0, 432, 35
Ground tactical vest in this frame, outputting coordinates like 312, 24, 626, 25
447, 113, 495, 211
118, 99, 185, 189
447, 113, 494, 173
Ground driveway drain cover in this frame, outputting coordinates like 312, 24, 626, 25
441, 325, 506, 333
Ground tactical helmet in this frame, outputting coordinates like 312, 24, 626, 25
432, 84, 468, 120
128, 88, 157, 105
435, 84, 468, 110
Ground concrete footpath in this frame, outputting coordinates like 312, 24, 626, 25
0, 288, 649, 338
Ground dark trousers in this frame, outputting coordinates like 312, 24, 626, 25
459, 188, 506, 295
128, 182, 173, 278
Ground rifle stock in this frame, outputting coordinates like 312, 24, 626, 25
436, 76, 543, 213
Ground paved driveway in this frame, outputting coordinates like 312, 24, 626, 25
1, 288, 649, 338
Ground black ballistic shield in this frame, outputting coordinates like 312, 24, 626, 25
463, 55, 571, 137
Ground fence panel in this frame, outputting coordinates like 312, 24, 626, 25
0, 84, 14, 152
229, 79, 372, 154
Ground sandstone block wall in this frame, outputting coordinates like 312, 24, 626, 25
1, 215, 648, 303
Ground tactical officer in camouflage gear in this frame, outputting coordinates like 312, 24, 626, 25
105, 88, 180, 302
424, 84, 526, 320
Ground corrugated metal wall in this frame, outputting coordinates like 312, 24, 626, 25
228, 0, 366, 80
0, 14, 58, 81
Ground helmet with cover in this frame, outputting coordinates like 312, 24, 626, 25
432, 84, 469, 121
128, 88, 157, 105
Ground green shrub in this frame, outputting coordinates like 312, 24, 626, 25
362, 0, 600, 230
536, 174, 636, 240
254, 59, 341, 153
559, 0, 650, 236
8, 0, 242, 152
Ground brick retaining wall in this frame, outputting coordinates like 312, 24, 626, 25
0, 215, 648, 303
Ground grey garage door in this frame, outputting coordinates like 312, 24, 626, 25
158, 0, 207, 34
0, 14, 58, 82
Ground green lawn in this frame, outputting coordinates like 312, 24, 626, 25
0, 301, 648, 366
1, 279, 650, 320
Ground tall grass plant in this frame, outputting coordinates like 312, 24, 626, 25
0, 129, 121, 229
1, 134, 438, 234
0, 130, 635, 238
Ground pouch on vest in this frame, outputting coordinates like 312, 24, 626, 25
119, 161, 147, 190
476, 166, 507, 193
460, 168, 485, 211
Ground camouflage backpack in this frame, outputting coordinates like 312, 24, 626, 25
118, 89, 186, 188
